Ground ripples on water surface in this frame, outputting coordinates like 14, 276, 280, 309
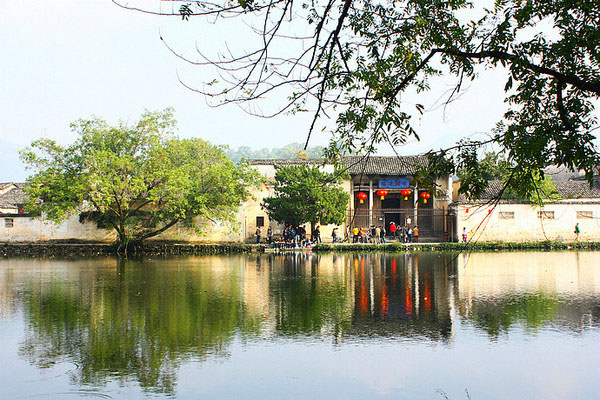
0, 252, 599, 399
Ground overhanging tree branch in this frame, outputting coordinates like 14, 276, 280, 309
437, 48, 600, 96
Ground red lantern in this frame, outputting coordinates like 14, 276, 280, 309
19, 210, 24, 214
400, 189, 412, 200
420, 192, 431, 203
376, 189, 388, 200
357, 192, 368, 204
466, 208, 469, 213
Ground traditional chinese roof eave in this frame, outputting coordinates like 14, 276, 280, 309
247, 155, 431, 177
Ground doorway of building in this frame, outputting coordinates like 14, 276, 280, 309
384, 212, 401, 230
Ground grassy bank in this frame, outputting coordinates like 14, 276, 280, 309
313, 241, 600, 252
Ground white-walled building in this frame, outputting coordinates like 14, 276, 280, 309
4, 159, 597, 244
1, 155, 453, 243
451, 170, 600, 242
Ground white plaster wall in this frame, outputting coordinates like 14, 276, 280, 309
0, 211, 246, 244
156, 215, 245, 243
0, 214, 115, 242
433, 176, 452, 209
240, 181, 273, 242
254, 165, 277, 180
454, 202, 600, 242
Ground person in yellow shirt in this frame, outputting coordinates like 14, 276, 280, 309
352, 226, 359, 243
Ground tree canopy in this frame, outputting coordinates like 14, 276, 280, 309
20, 109, 260, 249
261, 165, 349, 227
115, 0, 599, 197
457, 151, 560, 205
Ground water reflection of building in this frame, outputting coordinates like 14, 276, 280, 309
456, 252, 600, 334
3, 252, 600, 396
248, 252, 458, 343
0, 265, 17, 318
346, 253, 456, 343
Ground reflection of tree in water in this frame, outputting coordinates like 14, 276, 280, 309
268, 252, 354, 336
459, 293, 560, 338
14, 252, 600, 394
19, 257, 261, 395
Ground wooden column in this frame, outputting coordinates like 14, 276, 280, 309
369, 179, 373, 226
413, 186, 418, 227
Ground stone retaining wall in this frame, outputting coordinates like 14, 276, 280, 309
0, 243, 264, 258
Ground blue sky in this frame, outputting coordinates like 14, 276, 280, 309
0, 0, 522, 182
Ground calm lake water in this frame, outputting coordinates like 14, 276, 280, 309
0, 251, 599, 400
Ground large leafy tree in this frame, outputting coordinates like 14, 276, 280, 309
115, 0, 599, 197
20, 109, 259, 249
261, 165, 349, 228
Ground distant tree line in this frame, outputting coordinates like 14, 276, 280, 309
226, 143, 324, 163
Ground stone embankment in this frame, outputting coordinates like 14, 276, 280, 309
0, 242, 264, 257
313, 241, 600, 252
2, 241, 599, 258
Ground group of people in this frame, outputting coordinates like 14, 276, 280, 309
261, 222, 582, 245
257, 221, 421, 246
257, 224, 323, 248
348, 222, 419, 244
388, 221, 419, 243
351, 225, 386, 244
254, 226, 273, 244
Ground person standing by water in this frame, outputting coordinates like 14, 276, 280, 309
266, 226, 273, 244
413, 226, 419, 243
314, 226, 322, 244
352, 226, 359, 243
462, 227, 468, 243
255, 226, 262, 244
332, 227, 338, 243
389, 221, 397, 240
574, 223, 580, 241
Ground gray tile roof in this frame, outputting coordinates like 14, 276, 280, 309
481, 179, 600, 200
543, 165, 588, 182
248, 155, 429, 176
340, 155, 428, 176
0, 183, 26, 208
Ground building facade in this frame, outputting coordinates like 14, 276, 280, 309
0, 156, 454, 243
452, 171, 600, 242
244, 156, 453, 242
6, 159, 596, 244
